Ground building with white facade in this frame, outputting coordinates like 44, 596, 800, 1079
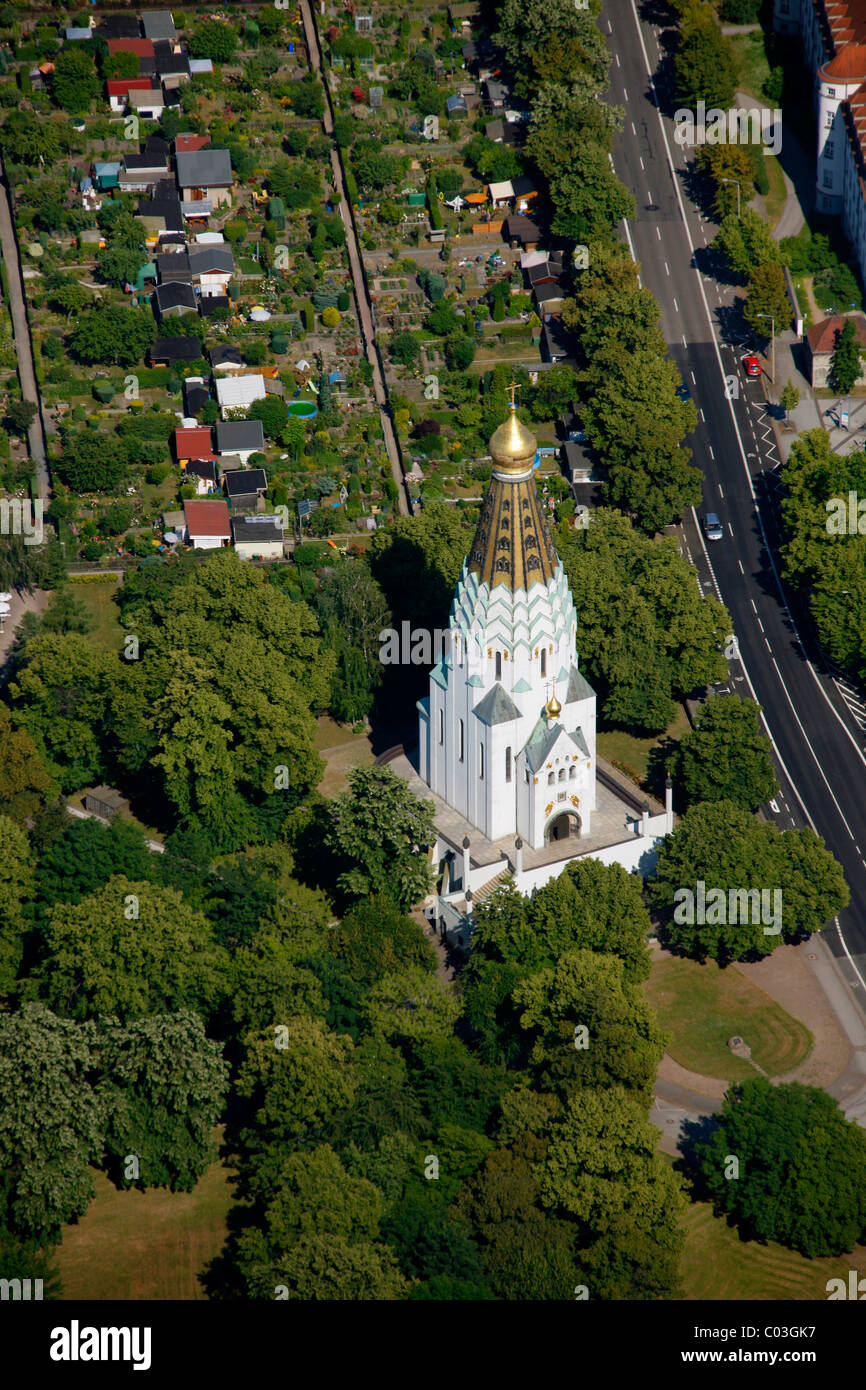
773, 0, 866, 282
393, 402, 673, 935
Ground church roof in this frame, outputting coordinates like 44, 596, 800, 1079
565, 664, 595, 703
473, 683, 523, 725
466, 470, 559, 592
524, 720, 559, 772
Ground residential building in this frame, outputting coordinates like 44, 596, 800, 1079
175, 149, 234, 208
199, 295, 232, 318
215, 374, 267, 418
805, 312, 866, 384
215, 419, 266, 465
128, 86, 165, 120
209, 345, 246, 374
106, 38, 155, 60
182, 458, 219, 494
173, 425, 216, 464
183, 498, 231, 549
119, 150, 169, 191
189, 246, 234, 297
153, 281, 197, 317
149, 335, 201, 367
106, 77, 154, 112
141, 11, 178, 43
156, 251, 191, 282
502, 215, 542, 250
232, 515, 285, 560
224, 468, 268, 514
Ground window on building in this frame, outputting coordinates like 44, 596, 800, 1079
825, 141, 834, 159
569, 765, 576, 780
826, 111, 834, 127
505, 746, 512, 782
547, 771, 554, 785
827, 84, 835, 96
479, 743, 484, 779
495, 651, 501, 681
438, 708, 444, 745
540, 649, 546, 678
558, 768, 565, 782
459, 719, 464, 762
823, 170, 834, 189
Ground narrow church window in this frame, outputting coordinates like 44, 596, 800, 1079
438, 708, 444, 744
547, 771, 554, 785
569, 766, 576, 780
495, 651, 502, 681
558, 769, 565, 782
505, 746, 512, 782
459, 719, 464, 762
541, 649, 546, 678
479, 744, 484, 779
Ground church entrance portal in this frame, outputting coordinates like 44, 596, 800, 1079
546, 811, 581, 844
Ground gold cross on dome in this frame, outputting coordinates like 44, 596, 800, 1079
508, 380, 519, 408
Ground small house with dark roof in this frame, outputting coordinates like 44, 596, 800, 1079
209, 345, 246, 374
232, 515, 285, 560
98, 14, 141, 40
215, 419, 266, 464
183, 378, 210, 416
176, 150, 234, 208
199, 295, 231, 318
502, 216, 542, 251
141, 11, 178, 43
182, 458, 219, 495
149, 335, 201, 366
224, 467, 268, 514
156, 251, 191, 282
153, 281, 197, 318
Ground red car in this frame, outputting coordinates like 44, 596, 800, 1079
743, 355, 762, 377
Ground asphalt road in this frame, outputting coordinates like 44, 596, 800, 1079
604, 1, 866, 988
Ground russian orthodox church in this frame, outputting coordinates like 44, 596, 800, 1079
417, 396, 597, 852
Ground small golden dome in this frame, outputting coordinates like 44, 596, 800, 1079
489, 404, 537, 475
545, 693, 562, 720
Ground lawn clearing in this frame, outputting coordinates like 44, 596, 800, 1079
645, 954, 813, 1081
69, 576, 124, 651
678, 1197, 866, 1301
597, 704, 690, 782
56, 1136, 232, 1301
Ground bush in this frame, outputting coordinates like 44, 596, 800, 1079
321, 305, 341, 329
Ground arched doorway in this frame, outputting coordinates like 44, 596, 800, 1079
545, 810, 581, 843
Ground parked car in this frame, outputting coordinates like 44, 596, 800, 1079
743, 355, 762, 377
703, 512, 724, 541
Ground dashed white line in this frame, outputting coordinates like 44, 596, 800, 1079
700, 408, 706, 423
639, 156, 644, 170
664, 260, 669, 274
718, 483, 724, 498
738, 558, 744, 574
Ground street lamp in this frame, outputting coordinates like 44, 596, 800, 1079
721, 177, 741, 219
757, 312, 775, 383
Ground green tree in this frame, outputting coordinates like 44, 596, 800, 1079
51, 46, 100, 113
535, 1084, 685, 1299
779, 379, 801, 417
0, 112, 68, 165
9, 633, 116, 790
102, 51, 140, 80
389, 331, 420, 368
38, 878, 227, 1022
828, 317, 863, 394
327, 766, 436, 908
560, 509, 729, 729
3, 399, 37, 438
495, 0, 608, 76
694, 1078, 866, 1256
671, 694, 778, 809
247, 394, 288, 439
674, 0, 737, 110
647, 800, 849, 963
0, 814, 34, 998
189, 21, 236, 61
35, 816, 155, 909
363, 966, 460, 1044
744, 263, 790, 339
98, 1012, 229, 1192
69, 305, 154, 367
0, 1005, 104, 1244
514, 949, 667, 1101
714, 209, 780, 283
0, 706, 51, 823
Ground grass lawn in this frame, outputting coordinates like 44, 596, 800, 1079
56, 1137, 232, 1300
762, 153, 788, 230
69, 576, 124, 651
731, 32, 772, 103
597, 704, 690, 782
645, 955, 813, 1080
678, 1197, 866, 1301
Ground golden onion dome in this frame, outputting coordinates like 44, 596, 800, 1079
545, 693, 562, 720
489, 404, 537, 475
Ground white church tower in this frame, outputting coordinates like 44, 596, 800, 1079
417, 397, 597, 852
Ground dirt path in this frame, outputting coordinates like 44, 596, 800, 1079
0, 152, 50, 500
